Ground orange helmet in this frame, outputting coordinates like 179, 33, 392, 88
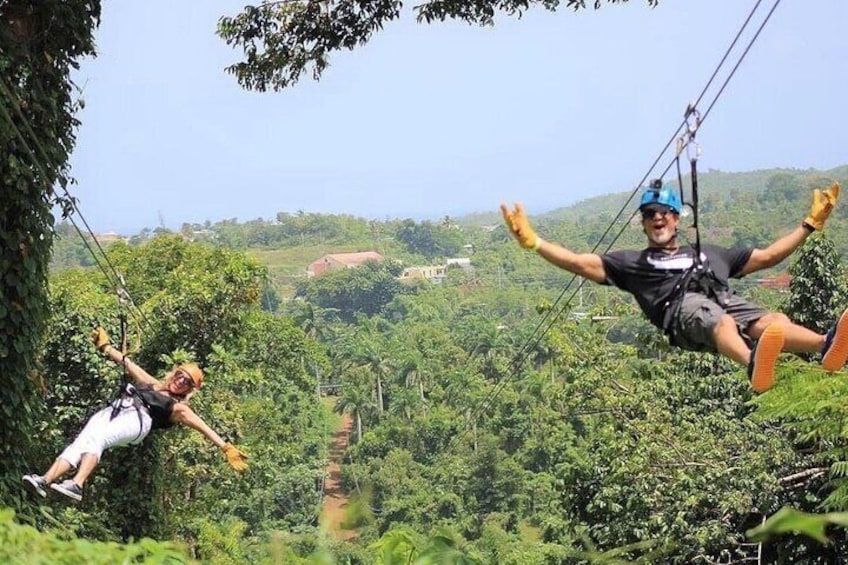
177, 362, 204, 390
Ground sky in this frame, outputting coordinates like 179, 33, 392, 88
67, 0, 848, 234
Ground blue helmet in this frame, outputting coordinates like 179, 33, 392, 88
639, 181, 682, 214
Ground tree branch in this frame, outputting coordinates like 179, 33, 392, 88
778, 467, 828, 486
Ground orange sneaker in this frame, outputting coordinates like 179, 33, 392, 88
748, 324, 785, 393
822, 309, 848, 372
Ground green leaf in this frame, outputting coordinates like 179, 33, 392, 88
747, 507, 848, 544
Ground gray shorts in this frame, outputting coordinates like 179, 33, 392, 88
669, 292, 768, 352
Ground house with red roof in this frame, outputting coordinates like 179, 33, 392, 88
307, 251, 384, 277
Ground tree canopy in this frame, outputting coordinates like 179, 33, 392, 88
217, 0, 659, 91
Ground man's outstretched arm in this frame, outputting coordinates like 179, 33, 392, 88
501, 202, 607, 283
741, 182, 839, 276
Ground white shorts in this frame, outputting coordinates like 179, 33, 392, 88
58, 400, 152, 467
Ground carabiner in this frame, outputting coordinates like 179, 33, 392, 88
682, 103, 702, 162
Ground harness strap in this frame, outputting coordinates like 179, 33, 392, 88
662, 103, 728, 346
661, 266, 695, 344
662, 259, 732, 345
109, 382, 146, 443
678, 103, 704, 263
109, 276, 133, 419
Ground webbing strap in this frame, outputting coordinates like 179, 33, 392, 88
679, 103, 703, 263
109, 383, 145, 443
662, 105, 733, 346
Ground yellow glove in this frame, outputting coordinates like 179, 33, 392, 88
222, 443, 248, 472
90, 327, 111, 351
500, 202, 541, 250
805, 182, 839, 231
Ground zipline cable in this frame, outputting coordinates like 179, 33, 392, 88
658, 0, 782, 182
0, 73, 153, 333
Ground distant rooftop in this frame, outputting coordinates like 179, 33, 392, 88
323, 251, 384, 266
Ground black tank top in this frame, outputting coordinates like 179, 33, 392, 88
132, 384, 176, 429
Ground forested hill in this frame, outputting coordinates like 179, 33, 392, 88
546, 167, 843, 223
31, 163, 848, 562
462, 164, 848, 228
53, 165, 848, 281
535, 165, 848, 257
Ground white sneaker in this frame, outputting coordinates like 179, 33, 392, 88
22, 474, 48, 498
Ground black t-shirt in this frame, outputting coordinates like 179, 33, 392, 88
600, 244, 753, 328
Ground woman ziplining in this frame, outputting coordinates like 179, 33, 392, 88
22, 327, 249, 502
501, 181, 848, 393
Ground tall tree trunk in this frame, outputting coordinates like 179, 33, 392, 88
376, 374, 384, 414
355, 411, 362, 443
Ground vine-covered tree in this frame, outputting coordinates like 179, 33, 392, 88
0, 0, 100, 508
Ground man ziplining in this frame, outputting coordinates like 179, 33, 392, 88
501, 182, 847, 392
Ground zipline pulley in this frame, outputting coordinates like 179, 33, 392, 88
676, 102, 702, 163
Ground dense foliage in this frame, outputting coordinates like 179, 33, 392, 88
6, 165, 848, 565
783, 234, 847, 335
30, 161, 848, 562
6, 0, 848, 560
0, 508, 186, 564
0, 0, 100, 512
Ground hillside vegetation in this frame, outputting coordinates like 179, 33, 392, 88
52, 165, 848, 284
14, 165, 848, 563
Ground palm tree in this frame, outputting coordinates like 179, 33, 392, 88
289, 299, 339, 342
387, 386, 421, 423
350, 315, 397, 415
464, 322, 508, 382
334, 384, 372, 443
398, 349, 428, 404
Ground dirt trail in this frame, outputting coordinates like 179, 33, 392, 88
319, 411, 357, 541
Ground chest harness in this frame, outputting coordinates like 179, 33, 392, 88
107, 294, 175, 439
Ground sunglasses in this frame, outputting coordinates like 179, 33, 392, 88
174, 370, 196, 390
640, 206, 674, 221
